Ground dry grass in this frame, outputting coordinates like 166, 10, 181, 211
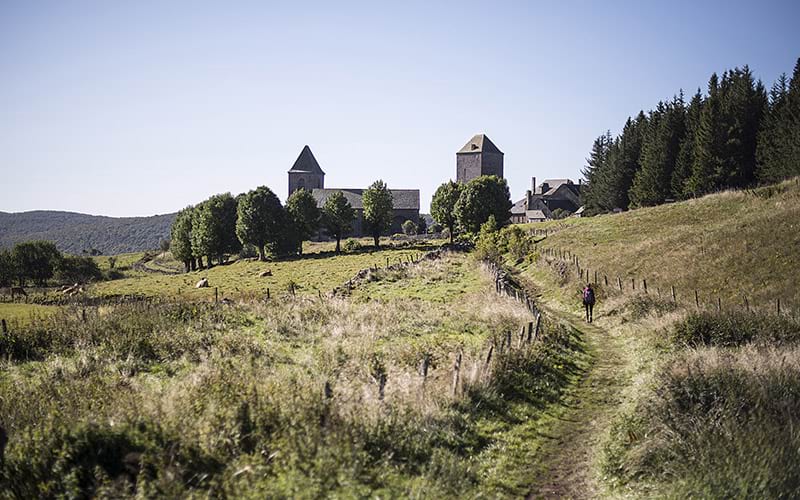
532, 177, 800, 313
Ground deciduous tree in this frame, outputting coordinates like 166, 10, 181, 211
362, 180, 394, 248
321, 191, 355, 253
454, 175, 512, 234
430, 181, 463, 243
236, 186, 284, 261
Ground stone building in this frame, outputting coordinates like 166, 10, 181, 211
286, 146, 420, 237
288, 145, 325, 196
511, 177, 583, 223
456, 134, 504, 183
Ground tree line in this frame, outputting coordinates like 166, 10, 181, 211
170, 180, 403, 272
0, 241, 103, 287
582, 58, 800, 213
430, 175, 513, 242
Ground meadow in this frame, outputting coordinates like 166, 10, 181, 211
512, 179, 800, 498
0, 251, 584, 498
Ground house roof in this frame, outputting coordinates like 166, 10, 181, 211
526, 210, 548, 220
311, 188, 420, 210
457, 134, 503, 155
511, 198, 527, 215
288, 145, 325, 175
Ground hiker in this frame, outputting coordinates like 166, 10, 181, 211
582, 283, 596, 323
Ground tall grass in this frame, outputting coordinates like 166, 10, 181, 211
0, 253, 580, 497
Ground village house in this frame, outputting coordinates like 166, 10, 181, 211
287, 146, 420, 237
510, 177, 583, 223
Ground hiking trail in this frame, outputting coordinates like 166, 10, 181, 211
526, 296, 631, 499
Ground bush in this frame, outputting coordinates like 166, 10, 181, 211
402, 220, 417, 236
342, 239, 362, 253
55, 256, 103, 284
671, 310, 800, 347
429, 223, 443, 234
501, 226, 534, 262
604, 348, 800, 498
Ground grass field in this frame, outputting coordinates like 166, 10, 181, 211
90, 243, 436, 300
530, 178, 800, 313
514, 180, 800, 498
0, 250, 583, 497
0, 303, 58, 326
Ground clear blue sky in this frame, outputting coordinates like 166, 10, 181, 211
1, 0, 798, 216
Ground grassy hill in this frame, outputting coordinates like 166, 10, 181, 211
532, 177, 800, 313
515, 178, 800, 497
0, 210, 176, 255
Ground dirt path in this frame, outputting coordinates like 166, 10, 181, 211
526, 304, 629, 499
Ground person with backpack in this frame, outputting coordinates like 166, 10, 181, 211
582, 283, 596, 323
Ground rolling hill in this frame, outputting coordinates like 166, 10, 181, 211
0, 210, 176, 255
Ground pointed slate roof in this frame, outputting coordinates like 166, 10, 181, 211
288, 145, 325, 174
457, 134, 503, 155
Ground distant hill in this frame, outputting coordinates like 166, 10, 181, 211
0, 210, 176, 255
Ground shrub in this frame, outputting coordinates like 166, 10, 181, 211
429, 223, 443, 234
342, 239, 362, 253
402, 220, 417, 236
604, 348, 800, 498
671, 310, 800, 347
55, 255, 103, 284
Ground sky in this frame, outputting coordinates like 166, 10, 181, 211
1, 0, 798, 217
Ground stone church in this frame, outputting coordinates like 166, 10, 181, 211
287, 146, 420, 237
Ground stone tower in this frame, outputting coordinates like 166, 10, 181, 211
456, 134, 504, 183
288, 145, 325, 196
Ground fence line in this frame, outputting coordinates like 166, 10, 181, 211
537, 245, 797, 318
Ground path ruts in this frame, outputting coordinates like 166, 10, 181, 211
527, 305, 628, 499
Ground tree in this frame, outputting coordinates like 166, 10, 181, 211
56, 256, 103, 283
454, 175, 512, 234
12, 241, 62, 286
321, 191, 355, 253
236, 186, 284, 261
170, 206, 195, 272
416, 216, 427, 236
192, 193, 240, 266
285, 188, 320, 254
580, 131, 615, 213
430, 181, 463, 243
362, 180, 394, 248
630, 96, 686, 207
758, 58, 800, 183
673, 90, 704, 198
0, 250, 15, 287
402, 220, 417, 235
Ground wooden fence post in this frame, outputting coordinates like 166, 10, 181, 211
505, 330, 512, 350
378, 373, 387, 401
214, 287, 218, 304
533, 313, 541, 342
631, 278, 635, 290
695, 290, 699, 309
618, 277, 623, 291
81, 309, 86, 323
671, 286, 676, 302
717, 297, 721, 312
744, 296, 750, 312
643, 279, 647, 293
1, 319, 6, 334
266, 288, 270, 300
452, 351, 462, 396
594, 270, 598, 284
484, 345, 494, 369
604, 275, 608, 286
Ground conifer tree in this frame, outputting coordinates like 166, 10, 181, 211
630, 96, 686, 207
580, 131, 614, 213
673, 90, 703, 198
757, 58, 800, 183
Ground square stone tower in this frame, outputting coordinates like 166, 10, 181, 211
456, 134, 504, 183
288, 145, 325, 196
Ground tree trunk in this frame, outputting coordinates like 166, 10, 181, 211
373, 233, 380, 248
335, 235, 341, 253
190, 259, 197, 271
449, 223, 454, 244
258, 245, 265, 262
184, 261, 190, 273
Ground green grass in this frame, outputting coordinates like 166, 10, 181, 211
0, 303, 58, 326
532, 177, 800, 312
0, 251, 583, 497
90, 244, 434, 300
